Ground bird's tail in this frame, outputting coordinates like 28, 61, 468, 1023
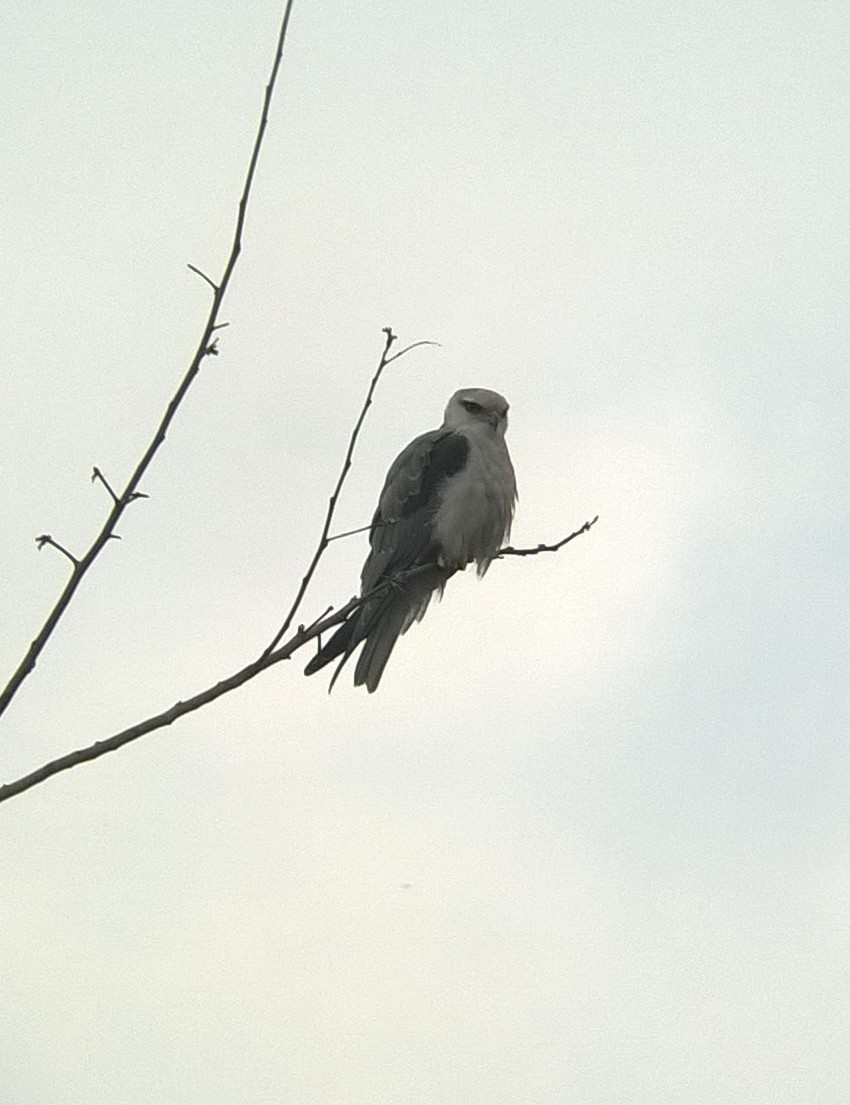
303, 564, 453, 692
303, 612, 359, 678
354, 564, 451, 692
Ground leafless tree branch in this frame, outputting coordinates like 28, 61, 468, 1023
34, 535, 80, 567
0, 594, 362, 806
497, 515, 600, 556
0, 0, 297, 723
91, 467, 120, 505
186, 263, 219, 293
263, 329, 438, 658
0, 507, 596, 805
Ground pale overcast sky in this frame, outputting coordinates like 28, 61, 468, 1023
2, 2, 849, 1102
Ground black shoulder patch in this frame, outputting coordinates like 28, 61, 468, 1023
400, 432, 469, 517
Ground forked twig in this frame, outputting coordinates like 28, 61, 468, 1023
262, 329, 438, 657
0, 0, 297, 723
35, 535, 79, 568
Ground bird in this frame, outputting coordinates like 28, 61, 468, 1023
304, 387, 517, 692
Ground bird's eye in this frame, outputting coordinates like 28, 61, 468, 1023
461, 400, 482, 414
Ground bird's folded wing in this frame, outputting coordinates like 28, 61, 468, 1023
362, 429, 470, 589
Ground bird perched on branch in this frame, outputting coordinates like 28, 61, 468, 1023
304, 388, 517, 692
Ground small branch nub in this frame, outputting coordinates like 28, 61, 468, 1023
187, 263, 219, 293
91, 466, 119, 505
35, 534, 79, 567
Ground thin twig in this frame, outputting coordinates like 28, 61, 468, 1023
35, 535, 79, 568
186, 263, 219, 292
497, 515, 600, 557
0, 0, 297, 723
384, 339, 440, 365
91, 467, 120, 505
326, 522, 372, 543
262, 327, 434, 657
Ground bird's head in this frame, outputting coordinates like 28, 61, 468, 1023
444, 388, 510, 436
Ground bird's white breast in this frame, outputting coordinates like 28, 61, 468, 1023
433, 427, 516, 574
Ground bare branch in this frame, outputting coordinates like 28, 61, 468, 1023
0, 512, 596, 805
35, 535, 79, 568
497, 515, 599, 557
326, 522, 372, 544
0, 591, 366, 806
186, 262, 219, 293
262, 326, 435, 657
384, 339, 441, 365
0, 0, 298, 723
91, 467, 119, 505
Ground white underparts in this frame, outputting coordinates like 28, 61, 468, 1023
433, 424, 516, 575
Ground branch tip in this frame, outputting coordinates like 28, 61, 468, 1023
35, 534, 79, 567
91, 466, 120, 505
186, 263, 219, 292
497, 515, 599, 559
383, 338, 440, 366
262, 327, 408, 655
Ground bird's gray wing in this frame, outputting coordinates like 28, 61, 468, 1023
304, 429, 470, 690
361, 428, 470, 590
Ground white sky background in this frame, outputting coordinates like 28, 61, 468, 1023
1, 0, 849, 1101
